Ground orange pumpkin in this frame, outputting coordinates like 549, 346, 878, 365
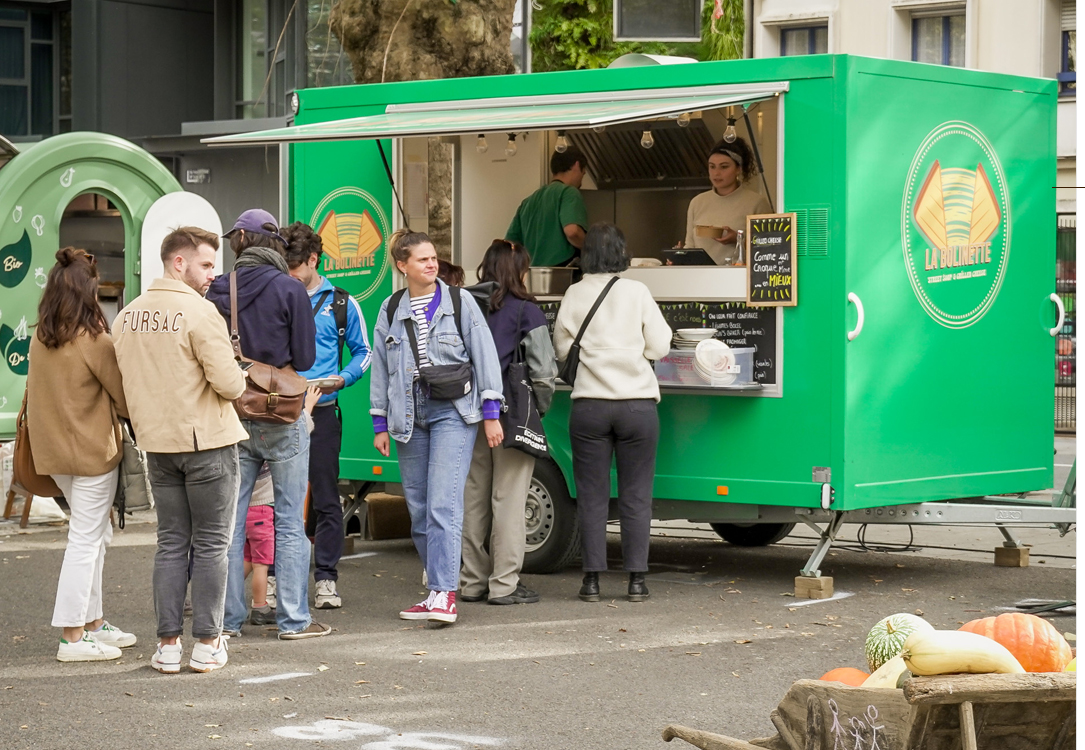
958, 613, 1073, 672
819, 667, 870, 686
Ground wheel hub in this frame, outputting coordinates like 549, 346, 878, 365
524, 478, 555, 552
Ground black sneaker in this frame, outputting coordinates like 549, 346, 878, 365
488, 585, 540, 605
250, 606, 276, 626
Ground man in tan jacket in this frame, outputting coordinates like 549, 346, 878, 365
114, 226, 246, 675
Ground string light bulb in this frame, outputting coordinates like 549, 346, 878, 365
593, 125, 606, 133
504, 133, 518, 157
724, 116, 738, 143
555, 131, 569, 153
476, 134, 488, 154
677, 112, 691, 127
640, 129, 655, 149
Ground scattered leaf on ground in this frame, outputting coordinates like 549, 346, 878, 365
685, 652, 701, 656
412, 651, 427, 656
317, 665, 330, 672
354, 680, 369, 685
734, 639, 752, 644
355, 661, 366, 665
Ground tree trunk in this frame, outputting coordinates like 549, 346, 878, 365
330, 0, 517, 259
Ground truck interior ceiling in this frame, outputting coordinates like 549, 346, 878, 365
441, 97, 780, 279
59, 192, 126, 324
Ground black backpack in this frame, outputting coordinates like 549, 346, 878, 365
313, 286, 350, 369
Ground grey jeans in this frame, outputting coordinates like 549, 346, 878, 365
570, 398, 660, 573
149, 445, 240, 639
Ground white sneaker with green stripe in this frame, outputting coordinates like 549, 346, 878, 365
57, 632, 122, 662
89, 621, 137, 648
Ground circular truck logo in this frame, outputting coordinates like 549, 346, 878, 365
901, 121, 1010, 329
310, 187, 390, 302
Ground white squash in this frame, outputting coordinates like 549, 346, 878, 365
861, 655, 908, 688
901, 629, 1026, 675
864, 613, 934, 672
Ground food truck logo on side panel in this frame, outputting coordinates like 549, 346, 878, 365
310, 187, 390, 302
901, 121, 1010, 329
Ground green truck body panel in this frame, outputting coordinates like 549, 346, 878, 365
295, 55, 1055, 512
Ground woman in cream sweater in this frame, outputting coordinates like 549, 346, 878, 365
554, 223, 672, 602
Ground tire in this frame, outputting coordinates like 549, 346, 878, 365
521, 460, 580, 574
710, 522, 796, 547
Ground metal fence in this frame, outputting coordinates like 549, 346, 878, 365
1056, 215, 1075, 433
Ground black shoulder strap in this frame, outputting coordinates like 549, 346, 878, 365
387, 288, 407, 327
332, 287, 349, 371
449, 284, 464, 341
312, 290, 332, 319
572, 277, 619, 347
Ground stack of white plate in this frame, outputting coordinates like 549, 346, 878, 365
694, 339, 737, 386
672, 327, 715, 350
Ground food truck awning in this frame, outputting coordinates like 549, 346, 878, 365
202, 84, 787, 146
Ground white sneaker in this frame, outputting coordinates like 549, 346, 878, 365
314, 579, 342, 609
189, 636, 228, 673
57, 632, 122, 662
89, 621, 137, 648
151, 639, 182, 674
266, 576, 277, 610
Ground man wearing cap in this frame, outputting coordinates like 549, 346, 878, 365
205, 209, 328, 640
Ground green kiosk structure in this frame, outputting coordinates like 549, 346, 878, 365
5, 56, 1070, 591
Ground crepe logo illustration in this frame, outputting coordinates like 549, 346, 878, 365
310, 187, 390, 302
902, 122, 1010, 329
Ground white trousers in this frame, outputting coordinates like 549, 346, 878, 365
50, 469, 119, 628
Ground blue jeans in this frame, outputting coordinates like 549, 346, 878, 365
224, 418, 312, 634
396, 387, 477, 593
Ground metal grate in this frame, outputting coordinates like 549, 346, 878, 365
1056, 215, 1075, 433
795, 207, 829, 256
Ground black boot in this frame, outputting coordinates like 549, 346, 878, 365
628, 572, 649, 602
578, 572, 600, 602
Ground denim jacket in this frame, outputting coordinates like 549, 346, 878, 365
370, 279, 505, 442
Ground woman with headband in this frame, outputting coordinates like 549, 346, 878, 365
681, 136, 772, 266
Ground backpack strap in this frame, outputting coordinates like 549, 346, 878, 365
449, 284, 465, 342
332, 287, 350, 371
386, 288, 407, 328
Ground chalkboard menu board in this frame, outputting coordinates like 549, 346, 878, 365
539, 299, 777, 385
746, 213, 797, 307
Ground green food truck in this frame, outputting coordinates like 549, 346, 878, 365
2, 55, 1071, 588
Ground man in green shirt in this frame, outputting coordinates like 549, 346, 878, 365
506, 146, 590, 267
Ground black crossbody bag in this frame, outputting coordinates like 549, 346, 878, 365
558, 277, 619, 386
501, 301, 548, 458
388, 285, 474, 400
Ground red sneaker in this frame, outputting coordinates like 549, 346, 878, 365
400, 591, 437, 620
428, 591, 457, 623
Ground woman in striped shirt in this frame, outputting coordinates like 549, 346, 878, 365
370, 230, 505, 625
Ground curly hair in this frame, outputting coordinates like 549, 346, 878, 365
281, 221, 323, 269
709, 136, 758, 184
36, 247, 108, 348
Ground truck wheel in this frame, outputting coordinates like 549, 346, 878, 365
521, 460, 580, 574
710, 522, 795, 547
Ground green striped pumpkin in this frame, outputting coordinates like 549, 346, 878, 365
865, 613, 934, 672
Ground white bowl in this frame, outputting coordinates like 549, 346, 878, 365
630, 257, 663, 268
676, 328, 717, 341
694, 339, 737, 385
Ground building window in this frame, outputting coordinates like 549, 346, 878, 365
306, 0, 352, 88
780, 25, 827, 56
912, 13, 965, 67
1060, 30, 1075, 97
0, 5, 69, 138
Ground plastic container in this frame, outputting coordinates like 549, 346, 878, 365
655, 347, 755, 387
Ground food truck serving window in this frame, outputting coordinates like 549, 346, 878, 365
200, 85, 787, 146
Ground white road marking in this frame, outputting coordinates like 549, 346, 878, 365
785, 591, 855, 607
273, 719, 502, 748
239, 671, 313, 684
341, 552, 379, 560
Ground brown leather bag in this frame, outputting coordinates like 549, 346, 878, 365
228, 271, 308, 425
12, 389, 62, 498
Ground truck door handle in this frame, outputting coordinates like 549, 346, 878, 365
1050, 293, 1065, 337
847, 293, 864, 341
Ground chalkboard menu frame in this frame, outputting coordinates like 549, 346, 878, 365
746, 212, 798, 308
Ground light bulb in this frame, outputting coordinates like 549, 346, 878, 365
555, 131, 569, 153
640, 129, 655, 149
724, 117, 737, 143
677, 112, 690, 127
504, 134, 518, 157
476, 134, 488, 154
593, 125, 606, 133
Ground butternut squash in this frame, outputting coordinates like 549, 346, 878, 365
901, 629, 1025, 676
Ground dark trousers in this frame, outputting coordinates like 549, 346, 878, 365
311, 403, 344, 582
569, 398, 659, 573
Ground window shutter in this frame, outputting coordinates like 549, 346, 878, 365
1063, 0, 1075, 32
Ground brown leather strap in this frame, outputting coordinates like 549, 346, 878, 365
229, 271, 243, 360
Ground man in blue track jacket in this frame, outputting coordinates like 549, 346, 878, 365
283, 222, 372, 609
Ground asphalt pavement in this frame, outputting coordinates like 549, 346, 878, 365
0, 439, 1076, 749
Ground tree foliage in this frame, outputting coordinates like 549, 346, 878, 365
529, 0, 744, 73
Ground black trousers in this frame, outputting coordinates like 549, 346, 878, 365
310, 403, 344, 582
569, 398, 660, 573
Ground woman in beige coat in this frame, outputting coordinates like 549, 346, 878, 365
27, 248, 136, 662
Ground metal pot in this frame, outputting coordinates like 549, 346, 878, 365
526, 266, 576, 295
